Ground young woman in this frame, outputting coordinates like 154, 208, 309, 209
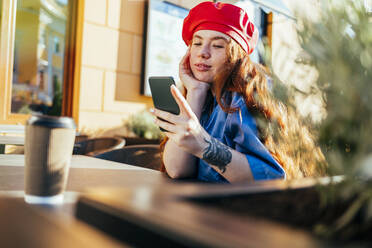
152, 2, 326, 183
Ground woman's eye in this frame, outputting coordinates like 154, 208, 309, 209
193, 43, 202, 46
213, 44, 224, 48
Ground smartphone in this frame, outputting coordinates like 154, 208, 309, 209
149, 76, 180, 115
149, 76, 180, 131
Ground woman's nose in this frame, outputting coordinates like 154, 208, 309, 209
199, 45, 211, 59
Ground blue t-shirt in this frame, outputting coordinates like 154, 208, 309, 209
197, 92, 286, 183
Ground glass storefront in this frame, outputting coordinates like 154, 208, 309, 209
11, 0, 69, 115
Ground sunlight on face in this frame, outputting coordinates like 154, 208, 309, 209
189, 30, 230, 83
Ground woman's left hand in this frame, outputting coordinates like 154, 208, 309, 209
152, 85, 209, 158
179, 48, 210, 93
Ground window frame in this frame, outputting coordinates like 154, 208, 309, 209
0, 0, 84, 124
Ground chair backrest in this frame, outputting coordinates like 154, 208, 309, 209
75, 134, 88, 143
95, 144, 162, 171
73, 137, 125, 156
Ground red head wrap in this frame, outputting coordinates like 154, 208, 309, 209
182, 1, 259, 54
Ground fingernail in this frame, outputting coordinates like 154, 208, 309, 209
149, 108, 154, 113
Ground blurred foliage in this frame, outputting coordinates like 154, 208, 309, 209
47, 77, 62, 116
18, 104, 33, 114
266, 0, 372, 240
298, 0, 372, 177
124, 110, 164, 140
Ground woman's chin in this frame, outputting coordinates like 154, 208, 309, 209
194, 73, 213, 83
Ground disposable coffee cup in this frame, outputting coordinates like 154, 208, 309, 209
24, 115, 76, 204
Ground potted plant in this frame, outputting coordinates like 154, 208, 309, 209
296, 0, 372, 240
200, 0, 372, 245
257, 0, 372, 243
122, 110, 164, 146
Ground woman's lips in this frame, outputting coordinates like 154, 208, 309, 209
194, 63, 211, 72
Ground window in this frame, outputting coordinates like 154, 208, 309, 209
11, 0, 69, 115
142, 0, 189, 96
0, 0, 82, 124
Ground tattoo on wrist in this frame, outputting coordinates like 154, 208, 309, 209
202, 137, 232, 173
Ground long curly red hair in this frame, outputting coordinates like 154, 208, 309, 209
212, 41, 327, 179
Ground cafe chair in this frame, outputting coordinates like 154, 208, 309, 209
73, 137, 125, 156
75, 134, 89, 143
94, 144, 162, 171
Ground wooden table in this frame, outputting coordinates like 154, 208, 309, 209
0, 154, 166, 247
0, 154, 166, 193
0, 197, 128, 248
76, 181, 329, 248
0, 155, 325, 247
0, 154, 167, 214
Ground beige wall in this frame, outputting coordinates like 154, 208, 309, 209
78, 0, 151, 132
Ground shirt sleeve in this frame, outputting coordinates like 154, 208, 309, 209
225, 98, 286, 180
